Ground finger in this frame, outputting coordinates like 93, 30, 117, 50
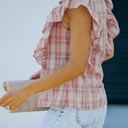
9, 94, 24, 110
9, 98, 18, 108
0, 98, 13, 107
30, 74, 37, 79
29, 77, 33, 80
29, 76, 35, 80
30, 77, 36, 80
34, 73, 40, 78
9, 97, 27, 111
30, 76, 39, 80
4, 106, 9, 110
0, 93, 11, 104
34, 71, 41, 76
30, 70, 41, 79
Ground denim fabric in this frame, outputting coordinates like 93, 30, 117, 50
39, 105, 107, 128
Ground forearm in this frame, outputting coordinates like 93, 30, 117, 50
25, 60, 85, 96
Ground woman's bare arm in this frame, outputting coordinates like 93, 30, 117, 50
24, 5, 92, 95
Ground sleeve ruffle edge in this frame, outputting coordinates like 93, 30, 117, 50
33, 0, 104, 65
105, 0, 120, 57
45, 0, 101, 38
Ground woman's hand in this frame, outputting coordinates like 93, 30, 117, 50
29, 69, 41, 80
0, 87, 30, 112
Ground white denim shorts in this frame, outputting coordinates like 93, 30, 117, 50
39, 105, 107, 128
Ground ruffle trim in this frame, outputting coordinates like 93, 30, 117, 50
105, 0, 120, 56
33, 0, 101, 66
33, 0, 119, 66
33, 23, 52, 67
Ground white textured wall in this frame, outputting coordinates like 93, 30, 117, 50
0, 0, 58, 128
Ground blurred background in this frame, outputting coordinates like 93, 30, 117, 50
0, 0, 127, 128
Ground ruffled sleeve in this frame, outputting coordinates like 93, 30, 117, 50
33, 0, 102, 66
105, 0, 120, 57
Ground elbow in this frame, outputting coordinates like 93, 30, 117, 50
111, 51, 114, 58
79, 64, 87, 74
109, 51, 114, 59
110, 54, 114, 59
110, 47, 114, 58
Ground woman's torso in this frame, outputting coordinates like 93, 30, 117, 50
38, 20, 107, 110
34, 0, 120, 110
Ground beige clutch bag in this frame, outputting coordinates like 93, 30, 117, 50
2, 79, 50, 113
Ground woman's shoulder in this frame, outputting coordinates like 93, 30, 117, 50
61, 5, 90, 30
62, 9, 70, 30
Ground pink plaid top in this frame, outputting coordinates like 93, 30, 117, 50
33, 0, 120, 110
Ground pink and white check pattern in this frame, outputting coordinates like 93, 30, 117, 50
33, 0, 120, 110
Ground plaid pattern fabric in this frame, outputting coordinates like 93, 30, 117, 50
33, 0, 120, 110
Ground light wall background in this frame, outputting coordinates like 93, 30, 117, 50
0, 0, 59, 127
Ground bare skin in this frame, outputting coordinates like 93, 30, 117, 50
29, 69, 41, 80
104, 42, 114, 61
0, 5, 113, 112
30, 6, 114, 79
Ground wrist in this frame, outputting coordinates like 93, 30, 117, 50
23, 84, 35, 96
